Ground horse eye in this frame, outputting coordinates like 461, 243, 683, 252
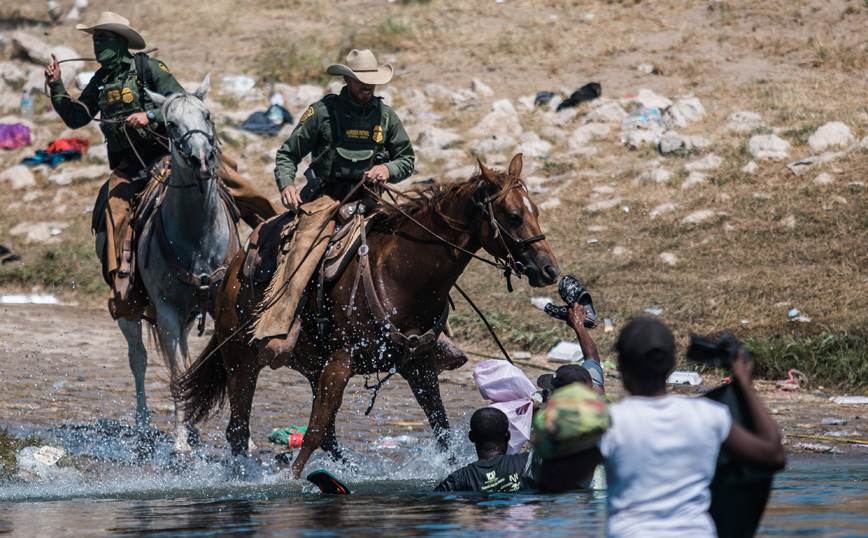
508, 213, 523, 225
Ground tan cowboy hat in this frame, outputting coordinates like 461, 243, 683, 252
76, 12, 146, 50
327, 49, 393, 85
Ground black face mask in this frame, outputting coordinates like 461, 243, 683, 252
94, 37, 128, 70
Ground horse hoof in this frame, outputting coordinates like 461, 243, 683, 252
186, 424, 203, 448
168, 450, 194, 473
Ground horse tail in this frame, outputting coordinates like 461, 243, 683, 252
171, 333, 228, 425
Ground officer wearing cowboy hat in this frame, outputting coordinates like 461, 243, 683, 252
274, 49, 415, 210
44, 12, 279, 320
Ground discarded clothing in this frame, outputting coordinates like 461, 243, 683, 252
237, 104, 294, 137
0, 123, 31, 150
268, 426, 306, 448
535, 91, 556, 107
556, 83, 602, 111
20, 137, 90, 168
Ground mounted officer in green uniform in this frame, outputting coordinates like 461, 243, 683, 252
45, 11, 279, 320
274, 49, 415, 209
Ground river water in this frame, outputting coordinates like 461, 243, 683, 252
1, 427, 866, 538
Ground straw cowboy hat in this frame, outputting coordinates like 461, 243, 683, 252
76, 12, 146, 50
327, 49, 393, 85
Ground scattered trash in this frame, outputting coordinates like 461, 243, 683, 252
821, 418, 848, 425
788, 308, 801, 317
621, 107, 661, 131
587, 238, 598, 244
20, 138, 89, 167
546, 341, 585, 362
268, 426, 306, 448
822, 431, 854, 437
667, 371, 702, 386
776, 369, 806, 391
473, 359, 536, 454
1, 294, 58, 304
530, 296, 554, 311
236, 104, 293, 137
220, 74, 256, 95
375, 434, 419, 449
511, 351, 532, 361
622, 206, 630, 213
831, 396, 868, 405
643, 307, 663, 316
0, 123, 32, 150
795, 442, 839, 453
790, 315, 811, 323
556, 82, 602, 112
741, 319, 749, 324
20, 89, 33, 120
603, 318, 613, 333
637, 64, 655, 74
534, 91, 556, 107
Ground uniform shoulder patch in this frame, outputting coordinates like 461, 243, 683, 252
157, 62, 170, 73
299, 106, 315, 126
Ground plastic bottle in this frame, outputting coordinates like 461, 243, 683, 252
620, 106, 661, 130
20, 90, 33, 120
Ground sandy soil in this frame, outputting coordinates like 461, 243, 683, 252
2, 303, 866, 460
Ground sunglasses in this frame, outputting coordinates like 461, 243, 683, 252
92, 34, 118, 44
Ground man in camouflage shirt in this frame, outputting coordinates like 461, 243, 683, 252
274, 49, 415, 209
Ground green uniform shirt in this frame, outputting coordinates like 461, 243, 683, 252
274, 87, 415, 192
49, 53, 184, 168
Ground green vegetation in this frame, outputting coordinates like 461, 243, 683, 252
354, 18, 416, 53
0, 428, 43, 482
256, 40, 332, 85
449, 308, 571, 355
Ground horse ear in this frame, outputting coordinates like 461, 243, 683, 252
193, 73, 211, 101
145, 88, 167, 109
507, 153, 523, 177
477, 159, 499, 187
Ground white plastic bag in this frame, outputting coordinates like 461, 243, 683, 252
473, 359, 536, 454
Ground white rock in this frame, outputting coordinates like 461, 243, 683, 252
0, 62, 25, 86
806, 122, 854, 153
585, 197, 622, 212
291, 84, 325, 111
749, 135, 790, 160
417, 126, 461, 151
9, 221, 69, 243
544, 108, 579, 127
786, 151, 844, 175
581, 101, 627, 124
682, 171, 708, 189
659, 252, 678, 266
635, 88, 673, 110
635, 168, 672, 184
569, 123, 611, 147
726, 111, 764, 133
219, 74, 257, 97
685, 154, 723, 171
451, 89, 477, 105
0, 165, 35, 189
813, 172, 835, 185
540, 126, 568, 142
664, 97, 706, 128
742, 161, 758, 174
592, 185, 616, 194
612, 246, 632, 256
11, 32, 52, 64
516, 94, 536, 112
539, 197, 561, 210
649, 203, 676, 219
781, 215, 797, 229
48, 165, 105, 186
445, 164, 478, 180
516, 132, 552, 158
325, 80, 343, 95
424, 84, 452, 100
847, 136, 868, 153
50, 46, 83, 86
473, 111, 522, 138
471, 78, 494, 98
682, 210, 716, 224
624, 129, 658, 148
492, 99, 518, 118
473, 135, 517, 154
637, 64, 655, 74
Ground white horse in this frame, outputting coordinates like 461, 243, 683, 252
114, 74, 240, 456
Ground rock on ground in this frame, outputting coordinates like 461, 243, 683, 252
806, 122, 854, 153
813, 172, 835, 185
582, 100, 627, 125
726, 111, 764, 133
473, 110, 522, 138
650, 203, 676, 219
473, 135, 517, 154
472, 78, 494, 98
682, 210, 716, 224
516, 132, 552, 158
749, 135, 790, 160
569, 123, 611, 148
685, 154, 723, 171
682, 171, 708, 189
742, 161, 758, 174
635, 168, 672, 184
1, 165, 36, 189
659, 131, 711, 156
416, 125, 461, 151
585, 197, 622, 212
659, 252, 678, 266
786, 151, 844, 176
48, 165, 106, 186
663, 97, 706, 128
634, 88, 672, 110
624, 129, 658, 148
9, 221, 70, 243
11, 32, 52, 64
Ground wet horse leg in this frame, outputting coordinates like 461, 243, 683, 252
154, 304, 194, 454
305, 374, 342, 460
117, 318, 151, 434
225, 349, 261, 457
399, 355, 450, 450
291, 352, 353, 479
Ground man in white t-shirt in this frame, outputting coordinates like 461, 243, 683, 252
538, 310, 787, 537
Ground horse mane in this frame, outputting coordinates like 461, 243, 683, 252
378, 166, 524, 228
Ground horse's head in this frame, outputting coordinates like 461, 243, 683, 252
474, 154, 560, 288
146, 74, 218, 180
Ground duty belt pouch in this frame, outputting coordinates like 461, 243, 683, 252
300, 166, 325, 203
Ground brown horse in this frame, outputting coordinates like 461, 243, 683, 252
175, 154, 560, 478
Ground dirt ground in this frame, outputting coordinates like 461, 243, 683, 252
2, 303, 866, 460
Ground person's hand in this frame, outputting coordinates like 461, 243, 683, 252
362, 164, 390, 184
566, 303, 587, 331
125, 112, 150, 129
281, 185, 303, 211
44, 54, 61, 84
731, 347, 755, 388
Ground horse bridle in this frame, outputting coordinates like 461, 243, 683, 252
472, 181, 546, 290
167, 118, 219, 189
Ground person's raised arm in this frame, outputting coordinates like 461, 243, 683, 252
721, 348, 787, 470
567, 304, 599, 364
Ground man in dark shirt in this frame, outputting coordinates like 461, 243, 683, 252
435, 408, 539, 493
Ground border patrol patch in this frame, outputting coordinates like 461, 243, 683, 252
121, 87, 134, 104
158, 62, 170, 73
372, 125, 384, 143
107, 89, 121, 103
299, 106, 315, 126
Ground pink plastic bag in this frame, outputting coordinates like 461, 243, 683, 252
473, 359, 537, 454
0, 123, 31, 150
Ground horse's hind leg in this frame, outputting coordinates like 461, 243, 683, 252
305, 374, 341, 461
291, 353, 353, 479
118, 318, 150, 431
225, 349, 261, 458
399, 356, 450, 450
